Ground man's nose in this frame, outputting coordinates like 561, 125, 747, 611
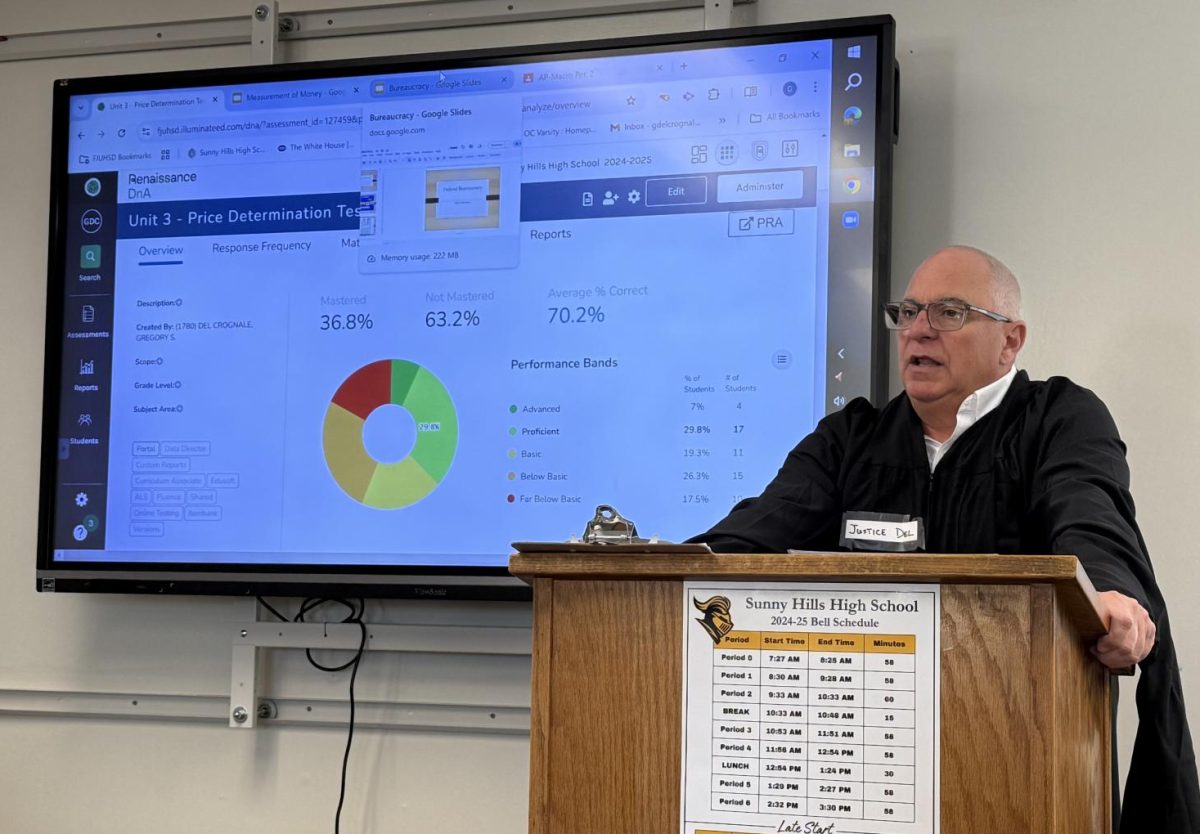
907, 307, 938, 337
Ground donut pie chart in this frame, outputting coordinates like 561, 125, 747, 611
322, 359, 458, 509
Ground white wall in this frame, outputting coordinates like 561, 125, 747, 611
2, 0, 1198, 830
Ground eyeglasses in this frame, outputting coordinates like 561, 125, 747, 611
882, 299, 1012, 331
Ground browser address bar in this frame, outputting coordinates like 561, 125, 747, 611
140, 111, 362, 140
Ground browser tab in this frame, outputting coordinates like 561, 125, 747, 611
368, 70, 515, 100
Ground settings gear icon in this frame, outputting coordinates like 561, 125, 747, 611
75, 492, 89, 508
627, 189, 641, 204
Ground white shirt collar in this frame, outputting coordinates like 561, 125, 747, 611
924, 365, 1018, 472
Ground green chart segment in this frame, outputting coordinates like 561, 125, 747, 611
322, 359, 458, 509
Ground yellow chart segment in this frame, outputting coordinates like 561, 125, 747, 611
322, 360, 458, 509
363, 457, 439, 508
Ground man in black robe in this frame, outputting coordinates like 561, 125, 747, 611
692, 245, 1199, 832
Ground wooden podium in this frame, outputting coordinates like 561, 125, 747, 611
509, 551, 1111, 834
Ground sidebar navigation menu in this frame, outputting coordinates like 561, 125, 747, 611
57, 171, 117, 551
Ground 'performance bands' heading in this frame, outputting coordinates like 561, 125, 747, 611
117, 193, 360, 238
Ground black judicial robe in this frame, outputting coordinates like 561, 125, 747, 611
693, 371, 1200, 832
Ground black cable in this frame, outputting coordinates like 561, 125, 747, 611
254, 596, 288, 623
334, 619, 366, 834
252, 596, 368, 833
294, 597, 368, 834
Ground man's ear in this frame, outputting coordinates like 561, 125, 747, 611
1000, 321, 1027, 366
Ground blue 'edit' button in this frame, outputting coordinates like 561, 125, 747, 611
645, 176, 708, 207
729, 210, 795, 237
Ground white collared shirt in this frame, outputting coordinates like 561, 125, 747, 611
924, 365, 1018, 472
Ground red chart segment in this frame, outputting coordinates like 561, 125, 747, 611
330, 359, 392, 419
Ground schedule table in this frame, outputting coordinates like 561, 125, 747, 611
710, 629, 917, 820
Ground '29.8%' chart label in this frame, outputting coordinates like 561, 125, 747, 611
681, 583, 940, 834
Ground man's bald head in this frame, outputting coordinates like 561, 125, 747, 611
916, 245, 1022, 319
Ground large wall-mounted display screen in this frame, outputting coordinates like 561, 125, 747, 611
38, 16, 897, 598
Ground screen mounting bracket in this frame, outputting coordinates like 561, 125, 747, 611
704, 0, 733, 30
250, 1, 280, 65
228, 605, 532, 728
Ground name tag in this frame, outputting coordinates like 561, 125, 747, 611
839, 512, 924, 551
844, 519, 919, 543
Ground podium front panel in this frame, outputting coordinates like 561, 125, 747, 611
531, 578, 684, 834
519, 554, 1110, 834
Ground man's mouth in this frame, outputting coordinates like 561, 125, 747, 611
908, 356, 942, 367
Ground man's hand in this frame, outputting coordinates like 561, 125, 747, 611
1092, 590, 1156, 670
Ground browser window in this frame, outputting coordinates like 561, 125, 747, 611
51, 31, 885, 565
